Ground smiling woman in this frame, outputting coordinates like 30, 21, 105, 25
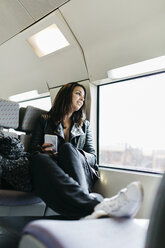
28, 82, 100, 218
48, 82, 87, 129
27, 82, 143, 220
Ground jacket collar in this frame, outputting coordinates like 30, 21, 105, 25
53, 122, 85, 140
70, 115, 85, 138
70, 123, 85, 138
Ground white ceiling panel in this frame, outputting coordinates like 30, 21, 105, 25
61, 0, 165, 81
0, 10, 88, 99
0, 0, 33, 45
19, 0, 70, 21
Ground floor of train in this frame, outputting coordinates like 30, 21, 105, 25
0, 215, 69, 248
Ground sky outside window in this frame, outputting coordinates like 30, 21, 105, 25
99, 72, 165, 172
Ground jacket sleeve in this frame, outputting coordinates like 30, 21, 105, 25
82, 121, 98, 170
28, 116, 45, 154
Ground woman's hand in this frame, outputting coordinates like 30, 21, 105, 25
41, 143, 58, 157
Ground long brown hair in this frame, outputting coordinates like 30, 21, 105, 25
48, 82, 86, 127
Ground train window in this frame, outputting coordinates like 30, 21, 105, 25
19, 95, 51, 111
9, 90, 51, 111
99, 72, 165, 173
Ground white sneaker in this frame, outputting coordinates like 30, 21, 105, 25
85, 181, 144, 219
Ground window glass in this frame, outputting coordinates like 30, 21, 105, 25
19, 96, 51, 111
99, 72, 165, 173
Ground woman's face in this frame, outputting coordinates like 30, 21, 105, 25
71, 86, 85, 112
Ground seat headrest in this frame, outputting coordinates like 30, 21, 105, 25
0, 98, 19, 129
17, 106, 47, 133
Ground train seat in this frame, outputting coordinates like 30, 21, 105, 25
17, 105, 60, 216
19, 218, 149, 248
18, 172, 165, 248
17, 106, 47, 151
0, 98, 46, 216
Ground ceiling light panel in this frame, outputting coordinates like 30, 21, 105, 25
27, 24, 69, 57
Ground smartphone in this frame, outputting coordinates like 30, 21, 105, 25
44, 134, 58, 152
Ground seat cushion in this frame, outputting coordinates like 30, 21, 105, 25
0, 190, 42, 206
0, 190, 46, 216
20, 218, 149, 248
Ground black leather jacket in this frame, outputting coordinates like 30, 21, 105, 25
29, 115, 98, 171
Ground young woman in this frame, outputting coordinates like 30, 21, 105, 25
29, 82, 143, 219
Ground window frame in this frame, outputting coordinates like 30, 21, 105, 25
97, 70, 165, 175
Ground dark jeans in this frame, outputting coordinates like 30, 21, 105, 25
30, 143, 101, 218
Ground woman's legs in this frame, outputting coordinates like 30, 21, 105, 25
30, 152, 101, 219
57, 143, 95, 193
30, 146, 144, 219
